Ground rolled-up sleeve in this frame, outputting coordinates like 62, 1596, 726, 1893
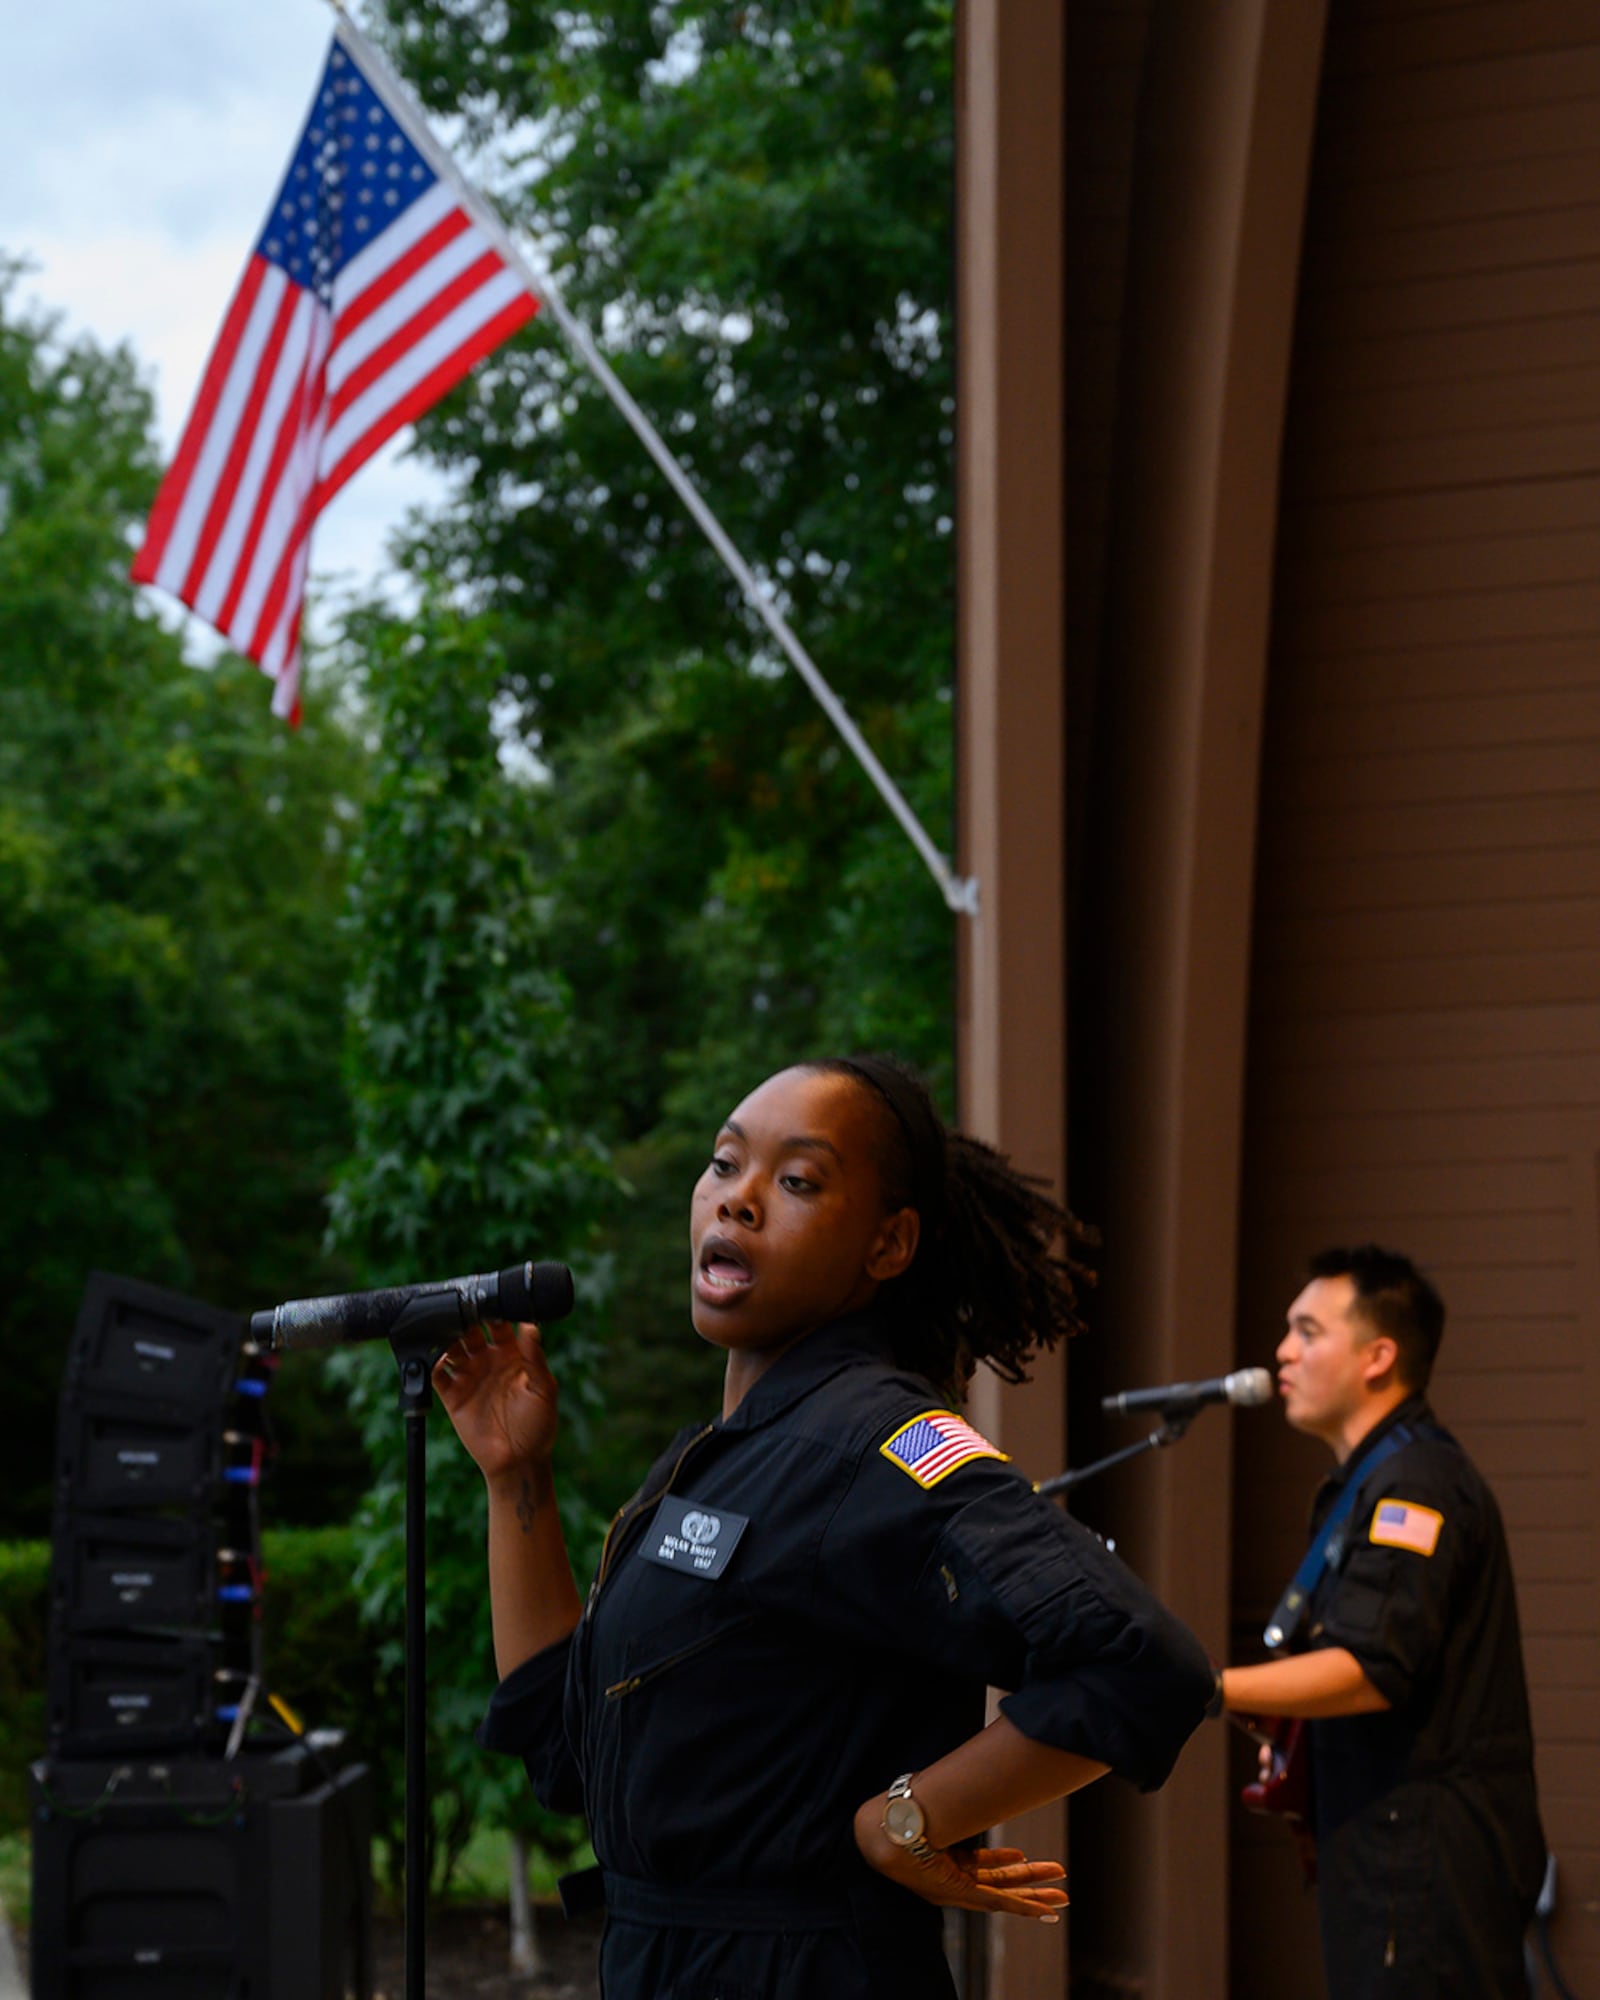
815, 1441, 1213, 1791
476, 1634, 585, 1815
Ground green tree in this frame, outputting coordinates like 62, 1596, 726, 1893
357, 0, 958, 1496
0, 265, 368, 1535
324, 591, 617, 1891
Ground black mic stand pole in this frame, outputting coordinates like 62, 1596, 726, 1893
1034, 1410, 1195, 1500
383, 1295, 475, 2000
397, 1345, 432, 2000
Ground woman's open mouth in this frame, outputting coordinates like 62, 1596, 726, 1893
696, 1234, 754, 1299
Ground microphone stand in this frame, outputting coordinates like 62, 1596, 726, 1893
395, 1345, 433, 2000
383, 1296, 472, 2000
1034, 1409, 1196, 1500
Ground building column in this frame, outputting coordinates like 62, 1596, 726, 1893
956, 0, 1067, 1995
1090, 3, 1327, 1996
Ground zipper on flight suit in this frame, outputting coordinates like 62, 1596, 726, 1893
588, 1422, 715, 1608
1383, 1802, 1400, 1969
604, 1618, 754, 1700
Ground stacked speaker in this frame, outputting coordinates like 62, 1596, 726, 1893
32, 1271, 372, 1998
47, 1270, 268, 1758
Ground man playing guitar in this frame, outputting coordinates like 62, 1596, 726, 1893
1210, 1247, 1545, 1998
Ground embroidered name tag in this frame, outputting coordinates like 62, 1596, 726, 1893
1369, 1497, 1444, 1557
639, 1495, 748, 1579
881, 1410, 1007, 1489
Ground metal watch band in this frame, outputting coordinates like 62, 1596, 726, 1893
883, 1771, 939, 1864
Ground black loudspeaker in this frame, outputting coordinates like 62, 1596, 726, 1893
47, 1274, 264, 1761
47, 1636, 252, 1760
52, 1514, 255, 1634
28, 1745, 373, 1999
62, 1273, 246, 1413
54, 1397, 238, 1514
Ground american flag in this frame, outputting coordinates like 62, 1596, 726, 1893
1369, 1497, 1444, 1557
130, 30, 537, 722
880, 1410, 1008, 1490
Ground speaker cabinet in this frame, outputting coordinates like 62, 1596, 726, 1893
64, 1273, 246, 1413
29, 1747, 372, 1999
52, 1514, 242, 1634
47, 1636, 252, 1760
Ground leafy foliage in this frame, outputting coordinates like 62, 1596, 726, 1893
0, 1540, 49, 1833
0, 265, 369, 1536
323, 594, 617, 1890
351, 0, 958, 1500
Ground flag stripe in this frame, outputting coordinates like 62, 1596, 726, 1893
231, 320, 332, 652
262, 526, 315, 682
325, 245, 504, 431
127, 31, 538, 717
315, 277, 534, 509
146, 262, 290, 597
196, 293, 319, 625
131, 256, 270, 585
181, 282, 303, 607
220, 312, 331, 642
236, 329, 332, 661
326, 206, 477, 389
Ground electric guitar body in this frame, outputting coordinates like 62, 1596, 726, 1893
1237, 1715, 1317, 1885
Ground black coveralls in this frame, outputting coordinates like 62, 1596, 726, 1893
1298, 1395, 1546, 1999
481, 1312, 1213, 1999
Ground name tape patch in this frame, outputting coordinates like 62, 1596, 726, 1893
881, 1410, 1007, 1490
1369, 1497, 1444, 1557
639, 1494, 748, 1580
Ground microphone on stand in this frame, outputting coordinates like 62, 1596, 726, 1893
1101, 1367, 1274, 1418
251, 1261, 574, 1352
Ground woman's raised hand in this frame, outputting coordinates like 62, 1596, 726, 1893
432, 1320, 559, 1482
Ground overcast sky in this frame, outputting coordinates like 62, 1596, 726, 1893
2, 0, 451, 650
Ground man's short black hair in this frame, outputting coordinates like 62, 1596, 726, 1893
1308, 1243, 1445, 1392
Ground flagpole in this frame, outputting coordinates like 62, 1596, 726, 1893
323, 6, 979, 919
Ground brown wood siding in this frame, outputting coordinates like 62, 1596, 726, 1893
1063, 0, 1153, 933
1230, 4, 1600, 1995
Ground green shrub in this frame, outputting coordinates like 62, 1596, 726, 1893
0, 1540, 49, 1834
258, 1522, 404, 1873
258, 1524, 380, 1736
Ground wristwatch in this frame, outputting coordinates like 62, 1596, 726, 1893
882, 1772, 939, 1865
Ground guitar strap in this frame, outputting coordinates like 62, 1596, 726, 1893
1262, 1420, 1440, 1651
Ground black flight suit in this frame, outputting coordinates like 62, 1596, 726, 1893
481, 1311, 1213, 1999
1298, 1394, 1546, 1999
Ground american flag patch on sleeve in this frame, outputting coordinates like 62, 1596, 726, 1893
1369, 1497, 1444, 1557
881, 1410, 1008, 1489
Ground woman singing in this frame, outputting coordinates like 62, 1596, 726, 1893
436, 1054, 1210, 1997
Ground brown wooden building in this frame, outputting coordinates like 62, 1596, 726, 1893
953, 1, 1600, 1994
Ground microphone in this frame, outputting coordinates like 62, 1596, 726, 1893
251, 1261, 574, 1353
1101, 1366, 1273, 1418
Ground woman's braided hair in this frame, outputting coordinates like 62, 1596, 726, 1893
810, 1054, 1097, 1396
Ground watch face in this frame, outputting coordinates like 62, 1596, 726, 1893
883, 1793, 926, 1845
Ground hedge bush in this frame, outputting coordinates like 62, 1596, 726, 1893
0, 1540, 49, 1834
